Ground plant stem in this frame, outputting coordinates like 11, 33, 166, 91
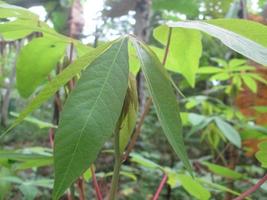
109, 127, 122, 200
152, 173, 168, 200
233, 173, 267, 200
90, 166, 103, 200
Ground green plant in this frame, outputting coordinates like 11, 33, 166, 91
1, 1, 267, 200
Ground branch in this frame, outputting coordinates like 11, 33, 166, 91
152, 173, 168, 200
233, 173, 267, 200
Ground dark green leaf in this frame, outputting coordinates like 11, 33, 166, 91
132, 38, 192, 173
53, 38, 129, 199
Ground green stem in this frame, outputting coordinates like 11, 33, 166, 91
109, 127, 121, 200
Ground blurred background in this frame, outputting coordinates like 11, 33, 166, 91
1, 0, 267, 199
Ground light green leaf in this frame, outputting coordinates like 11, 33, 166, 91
2, 41, 113, 136
229, 59, 246, 67
242, 75, 257, 93
0, 2, 38, 20
53, 38, 129, 200
119, 75, 138, 154
16, 37, 67, 98
201, 161, 244, 179
132, 38, 192, 173
10, 112, 57, 129
210, 73, 230, 81
152, 0, 199, 16
128, 41, 141, 75
215, 117, 241, 148
177, 174, 211, 200
167, 19, 267, 65
130, 153, 162, 170
208, 19, 267, 47
256, 141, 267, 168
197, 67, 223, 74
153, 25, 202, 87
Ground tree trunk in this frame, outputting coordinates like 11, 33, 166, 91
134, 0, 152, 111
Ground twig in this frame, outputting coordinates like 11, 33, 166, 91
90, 166, 103, 200
123, 27, 173, 161
77, 178, 85, 200
152, 173, 168, 200
233, 173, 267, 200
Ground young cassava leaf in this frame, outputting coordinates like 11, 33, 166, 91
176, 174, 211, 200
152, 25, 202, 87
167, 19, 267, 65
215, 117, 241, 148
131, 38, 192, 173
53, 38, 129, 199
201, 161, 244, 180
119, 74, 138, 154
16, 37, 67, 98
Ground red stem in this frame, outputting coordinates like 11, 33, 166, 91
233, 173, 267, 200
77, 178, 85, 200
90, 166, 103, 200
152, 174, 168, 200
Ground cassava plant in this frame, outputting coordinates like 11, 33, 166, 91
1, 1, 267, 199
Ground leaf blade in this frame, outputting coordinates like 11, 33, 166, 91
167, 20, 267, 65
53, 38, 129, 199
132, 38, 192, 173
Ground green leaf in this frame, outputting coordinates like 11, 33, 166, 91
132, 38, 192, 173
210, 73, 230, 81
130, 153, 162, 170
176, 174, 211, 200
199, 178, 251, 200
201, 161, 244, 179
167, 19, 267, 65
153, 25, 202, 87
229, 59, 247, 67
152, 0, 199, 16
53, 38, 129, 199
0, 167, 12, 200
2, 41, 113, 136
256, 141, 267, 168
208, 19, 267, 47
0, 2, 38, 20
215, 117, 241, 148
242, 75, 257, 93
197, 66, 223, 74
16, 37, 67, 98
128, 42, 141, 75
10, 112, 57, 129
119, 75, 138, 154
